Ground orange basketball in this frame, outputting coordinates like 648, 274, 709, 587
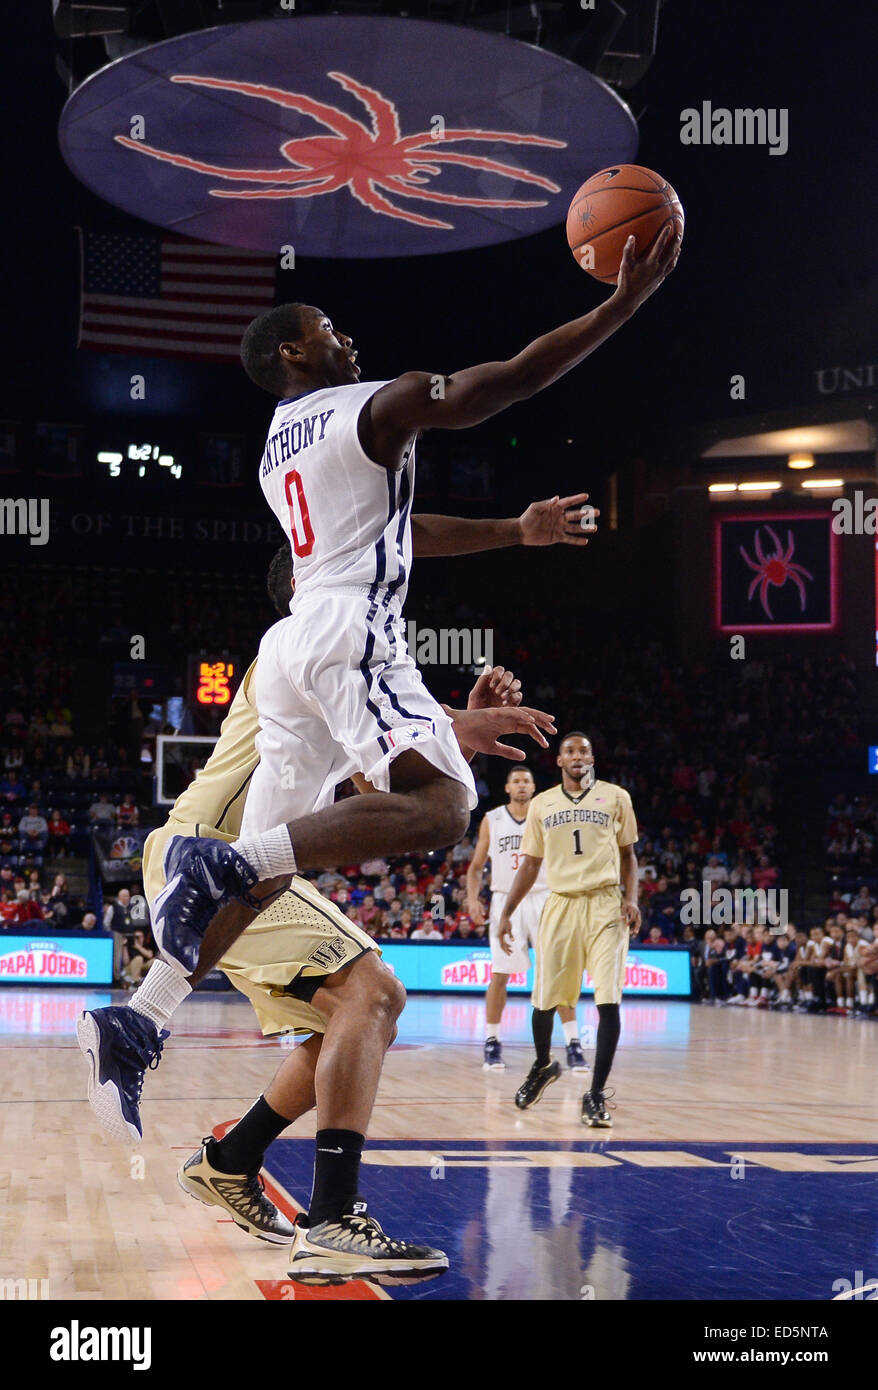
566, 165, 684, 283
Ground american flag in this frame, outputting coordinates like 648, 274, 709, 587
77, 229, 277, 362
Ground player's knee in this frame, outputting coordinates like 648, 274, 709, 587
421, 779, 470, 849
362, 959, 406, 1025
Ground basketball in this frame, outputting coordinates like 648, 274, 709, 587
566, 164, 684, 283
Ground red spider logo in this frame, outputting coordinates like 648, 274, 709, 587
114, 70, 565, 230
738, 524, 813, 619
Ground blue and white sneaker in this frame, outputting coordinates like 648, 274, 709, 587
152, 835, 261, 975
77, 1006, 169, 1144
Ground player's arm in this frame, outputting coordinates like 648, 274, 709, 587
465, 815, 491, 926
360, 228, 681, 463
620, 843, 641, 934
411, 494, 597, 556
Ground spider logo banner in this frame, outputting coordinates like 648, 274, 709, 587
714, 511, 837, 632
59, 15, 636, 258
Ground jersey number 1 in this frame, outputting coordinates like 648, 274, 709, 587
572, 829, 583, 856
284, 469, 315, 557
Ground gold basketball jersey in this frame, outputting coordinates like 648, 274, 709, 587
521, 780, 637, 896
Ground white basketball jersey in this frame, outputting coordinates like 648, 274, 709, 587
487, 805, 548, 894
259, 380, 415, 604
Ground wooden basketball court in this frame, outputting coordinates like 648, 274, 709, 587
2, 989, 876, 1302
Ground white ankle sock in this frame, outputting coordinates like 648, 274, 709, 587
562, 1020, 579, 1045
129, 960, 191, 1029
485, 1020, 501, 1040
231, 826, 297, 879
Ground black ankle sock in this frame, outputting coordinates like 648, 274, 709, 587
531, 1007, 555, 1068
591, 1003, 621, 1094
309, 1129, 365, 1225
208, 1096, 289, 1176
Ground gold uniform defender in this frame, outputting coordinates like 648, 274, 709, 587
522, 778, 638, 1011
143, 660, 377, 1038
500, 732, 640, 1124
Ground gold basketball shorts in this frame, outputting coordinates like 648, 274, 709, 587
143, 820, 381, 1035
532, 885, 629, 1009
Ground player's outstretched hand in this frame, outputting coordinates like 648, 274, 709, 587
519, 493, 599, 548
613, 223, 682, 311
443, 704, 556, 760
467, 665, 523, 710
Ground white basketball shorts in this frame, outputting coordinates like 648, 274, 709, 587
488, 887, 548, 976
239, 585, 477, 836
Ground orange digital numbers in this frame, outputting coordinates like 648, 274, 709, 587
196, 660, 234, 706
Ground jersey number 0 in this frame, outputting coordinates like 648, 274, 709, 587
284, 469, 315, 557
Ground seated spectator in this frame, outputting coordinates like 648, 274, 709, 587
384, 897, 403, 927
447, 917, 474, 941
116, 792, 139, 828
849, 885, 875, 917
374, 876, 394, 907
645, 924, 670, 945
0, 775, 26, 802
358, 894, 379, 929
89, 794, 116, 825
47, 810, 71, 855
752, 855, 778, 891
391, 909, 415, 939
704, 928, 729, 1003
47, 873, 70, 909
702, 855, 729, 887
66, 746, 91, 780
120, 930, 155, 987
11, 889, 43, 924
647, 876, 680, 938
92, 748, 110, 779
410, 918, 444, 940
0, 890, 18, 925
18, 805, 48, 854
317, 869, 349, 895
728, 853, 752, 888
349, 877, 370, 906
80, 911, 98, 931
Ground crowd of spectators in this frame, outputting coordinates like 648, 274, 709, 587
1, 564, 872, 1018
688, 919, 878, 1014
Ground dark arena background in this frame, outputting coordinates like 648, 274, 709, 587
1, 0, 877, 1353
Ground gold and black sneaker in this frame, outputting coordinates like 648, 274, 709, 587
514, 1059, 562, 1110
287, 1197, 448, 1285
177, 1139, 295, 1245
581, 1089, 613, 1128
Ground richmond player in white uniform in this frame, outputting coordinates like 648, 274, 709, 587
155, 223, 680, 980
499, 733, 641, 1125
467, 768, 585, 1071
